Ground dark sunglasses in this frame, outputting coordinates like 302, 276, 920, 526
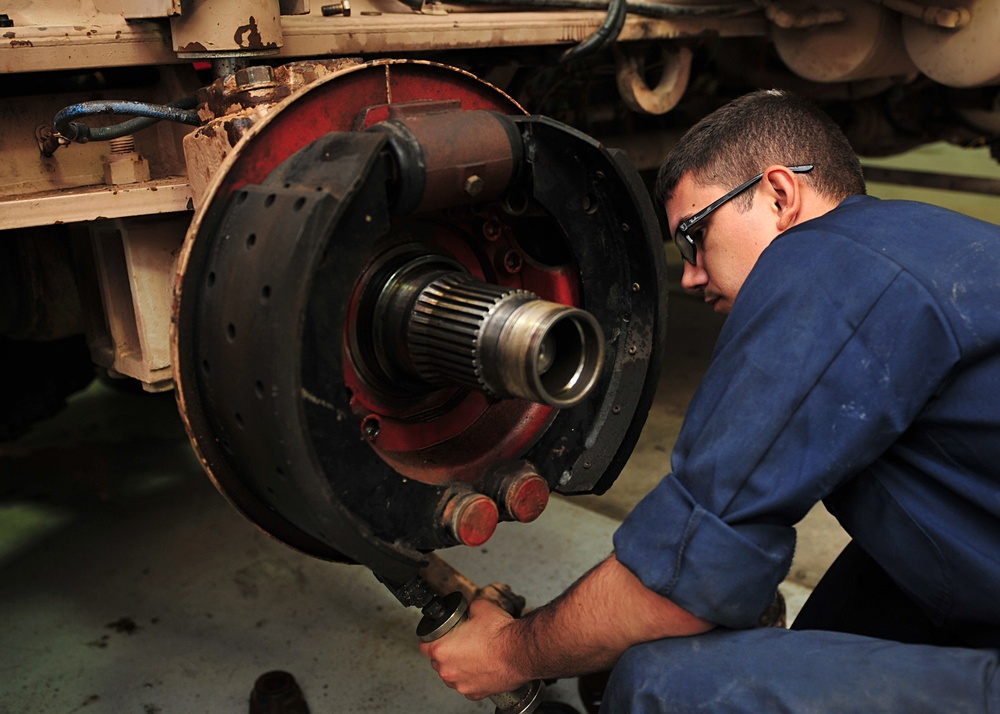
673, 165, 814, 265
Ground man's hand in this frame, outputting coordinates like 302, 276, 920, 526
418, 555, 714, 699
418, 598, 527, 700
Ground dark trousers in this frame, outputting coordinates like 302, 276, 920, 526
793, 540, 1000, 649
601, 542, 1000, 713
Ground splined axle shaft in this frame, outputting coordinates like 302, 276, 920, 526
378, 266, 604, 408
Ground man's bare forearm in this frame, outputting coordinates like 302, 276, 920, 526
510, 554, 715, 681
419, 553, 713, 699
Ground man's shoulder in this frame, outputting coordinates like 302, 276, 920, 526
757, 194, 1000, 343
818, 194, 998, 239
781, 194, 1000, 271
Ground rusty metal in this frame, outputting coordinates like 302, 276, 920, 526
614, 43, 692, 116
82, 214, 187, 391
2, 64, 198, 201
441, 489, 500, 547
419, 553, 527, 616
482, 461, 550, 523
369, 102, 519, 214
0, 5, 765, 75
772, 0, 918, 83
235, 65, 278, 91
0, 180, 193, 231
172, 62, 531, 580
170, 0, 283, 58
183, 58, 364, 204
902, 0, 1000, 88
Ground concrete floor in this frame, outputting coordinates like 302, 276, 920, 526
0, 384, 614, 713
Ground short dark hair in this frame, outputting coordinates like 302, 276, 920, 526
654, 89, 866, 211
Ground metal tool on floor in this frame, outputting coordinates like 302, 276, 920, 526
417, 591, 544, 714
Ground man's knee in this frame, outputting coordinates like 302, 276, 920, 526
601, 638, 703, 714
600, 628, 1000, 714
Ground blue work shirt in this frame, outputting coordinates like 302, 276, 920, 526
615, 195, 1000, 630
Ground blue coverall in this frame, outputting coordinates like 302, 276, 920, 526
606, 195, 1000, 712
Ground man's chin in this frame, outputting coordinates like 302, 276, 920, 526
709, 299, 730, 315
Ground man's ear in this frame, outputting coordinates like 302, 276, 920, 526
761, 165, 803, 233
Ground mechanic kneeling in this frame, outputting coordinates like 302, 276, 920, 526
421, 89, 1000, 712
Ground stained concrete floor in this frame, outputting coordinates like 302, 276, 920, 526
0, 383, 613, 713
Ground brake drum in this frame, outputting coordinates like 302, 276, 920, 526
172, 60, 667, 592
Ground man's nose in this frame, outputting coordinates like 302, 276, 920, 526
680, 258, 707, 295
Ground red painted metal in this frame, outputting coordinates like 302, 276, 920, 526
445, 493, 500, 548
341, 213, 580, 488
504, 472, 551, 524
217, 60, 524, 198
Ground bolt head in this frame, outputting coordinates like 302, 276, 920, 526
464, 175, 485, 197
235, 65, 276, 90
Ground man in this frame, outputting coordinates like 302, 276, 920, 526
420, 89, 1000, 711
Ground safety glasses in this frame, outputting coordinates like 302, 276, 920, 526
673, 165, 814, 265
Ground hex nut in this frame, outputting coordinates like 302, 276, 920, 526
235, 65, 276, 91
103, 153, 150, 185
